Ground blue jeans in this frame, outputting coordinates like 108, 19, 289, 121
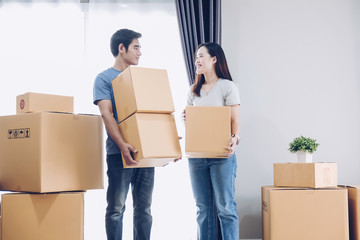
188, 155, 239, 240
105, 154, 154, 240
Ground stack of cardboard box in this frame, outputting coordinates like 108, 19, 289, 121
0, 92, 104, 240
112, 66, 182, 168
262, 162, 360, 240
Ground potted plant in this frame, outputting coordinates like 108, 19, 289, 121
288, 135, 320, 163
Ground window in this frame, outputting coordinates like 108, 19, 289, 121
0, 1, 195, 239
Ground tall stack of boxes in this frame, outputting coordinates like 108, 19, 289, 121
112, 66, 181, 168
262, 162, 351, 240
0, 92, 103, 240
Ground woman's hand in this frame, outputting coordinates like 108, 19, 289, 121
225, 135, 239, 157
181, 109, 186, 123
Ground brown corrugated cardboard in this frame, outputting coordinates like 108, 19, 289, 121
273, 162, 337, 188
1, 192, 84, 240
119, 113, 181, 168
0, 112, 103, 193
16, 92, 74, 114
185, 106, 231, 158
347, 185, 360, 240
262, 186, 349, 240
112, 66, 175, 123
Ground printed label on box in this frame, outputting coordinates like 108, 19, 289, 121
7, 128, 30, 139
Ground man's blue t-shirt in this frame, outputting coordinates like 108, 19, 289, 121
93, 67, 121, 155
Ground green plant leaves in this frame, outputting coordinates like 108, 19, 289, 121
289, 135, 319, 153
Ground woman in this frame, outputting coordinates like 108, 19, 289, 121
186, 42, 240, 240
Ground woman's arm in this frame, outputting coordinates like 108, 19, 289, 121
225, 104, 241, 156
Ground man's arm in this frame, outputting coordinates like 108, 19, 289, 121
97, 99, 138, 166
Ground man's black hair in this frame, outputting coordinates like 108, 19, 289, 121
110, 29, 142, 57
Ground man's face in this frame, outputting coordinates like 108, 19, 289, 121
123, 38, 142, 65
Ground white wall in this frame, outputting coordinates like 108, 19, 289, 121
223, 0, 360, 238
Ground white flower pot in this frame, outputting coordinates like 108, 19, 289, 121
296, 151, 312, 163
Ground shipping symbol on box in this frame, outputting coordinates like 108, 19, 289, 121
7, 128, 30, 139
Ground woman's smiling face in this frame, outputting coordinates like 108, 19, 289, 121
195, 46, 216, 75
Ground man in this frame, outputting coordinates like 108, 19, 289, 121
93, 29, 153, 240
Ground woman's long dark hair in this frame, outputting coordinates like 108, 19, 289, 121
192, 42, 233, 96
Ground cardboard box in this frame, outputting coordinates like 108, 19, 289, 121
185, 106, 231, 158
112, 66, 175, 123
0, 112, 103, 193
262, 186, 349, 240
119, 113, 181, 168
273, 162, 337, 188
1, 192, 84, 240
16, 92, 74, 114
347, 185, 360, 240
